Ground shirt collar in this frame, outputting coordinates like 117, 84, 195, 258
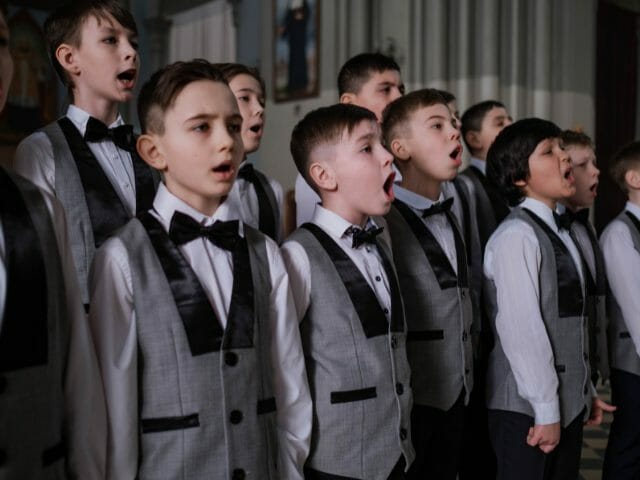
311, 205, 377, 240
469, 157, 486, 175
625, 201, 640, 220
394, 184, 446, 210
152, 183, 244, 236
66, 104, 125, 136
521, 197, 560, 234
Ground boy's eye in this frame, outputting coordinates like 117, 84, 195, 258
193, 123, 209, 132
360, 144, 372, 153
103, 36, 117, 44
431, 123, 443, 130
237, 95, 250, 103
130, 39, 139, 50
228, 122, 242, 133
258, 98, 266, 107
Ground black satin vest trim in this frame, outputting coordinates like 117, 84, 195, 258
130, 148, 157, 215
452, 178, 472, 264
58, 118, 129, 247
139, 213, 255, 355
240, 165, 277, 240
301, 223, 398, 338
523, 209, 584, 317
469, 166, 510, 224
393, 199, 468, 289
0, 168, 48, 372
582, 224, 606, 296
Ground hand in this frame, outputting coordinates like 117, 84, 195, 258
527, 422, 561, 454
586, 396, 616, 426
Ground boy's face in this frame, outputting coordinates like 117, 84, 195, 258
68, 13, 139, 103
396, 103, 463, 182
0, 10, 13, 112
316, 120, 395, 224
519, 137, 575, 209
146, 80, 244, 215
228, 73, 265, 155
347, 69, 403, 121
565, 145, 599, 209
471, 106, 512, 159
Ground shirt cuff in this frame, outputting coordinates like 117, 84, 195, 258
531, 398, 561, 425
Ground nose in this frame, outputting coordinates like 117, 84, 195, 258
253, 99, 264, 117
123, 39, 137, 62
216, 125, 237, 153
593, 163, 601, 177
380, 144, 393, 167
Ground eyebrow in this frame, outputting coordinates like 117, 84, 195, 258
424, 114, 447, 122
354, 132, 376, 143
184, 112, 243, 123
235, 87, 262, 95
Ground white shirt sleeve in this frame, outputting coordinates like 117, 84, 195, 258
484, 220, 560, 425
280, 240, 312, 321
45, 195, 107, 480
269, 177, 286, 243
13, 132, 56, 196
601, 221, 640, 358
264, 239, 312, 479
88, 239, 139, 480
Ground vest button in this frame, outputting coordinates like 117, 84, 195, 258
399, 428, 408, 440
0, 449, 5, 466
461, 290, 466, 299
396, 383, 404, 395
225, 352, 238, 366
383, 308, 389, 315
465, 368, 470, 375
390, 336, 398, 349
462, 332, 468, 342
0, 376, 6, 394
232, 468, 246, 480
230, 410, 243, 425
375, 275, 381, 282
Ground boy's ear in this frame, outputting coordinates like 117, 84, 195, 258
55, 43, 80, 76
137, 134, 167, 171
390, 137, 410, 161
625, 168, 640, 190
339, 92, 356, 105
465, 131, 482, 152
309, 160, 337, 192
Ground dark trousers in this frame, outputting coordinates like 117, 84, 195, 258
459, 360, 497, 480
407, 390, 467, 480
488, 409, 584, 480
603, 368, 640, 480
304, 456, 406, 479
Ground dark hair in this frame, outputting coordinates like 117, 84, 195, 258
290, 103, 377, 192
137, 59, 227, 134
44, 0, 137, 94
381, 88, 448, 147
560, 129, 594, 150
486, 118, 562, 206
433, 89, 456, 104
460, 100, 507, 153
213, 62, 266, 99
610, 141, 640, 193
337, 52, 401, 96
0, 2, 7, 18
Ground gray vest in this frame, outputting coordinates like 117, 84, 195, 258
385, 202, 474, 410
117, 218, 278, 479
485, 208, 592, 427
607, 211, 640, 376
570, 220, 610, 381
0, 171, 68, 479
289, 227, 414, 479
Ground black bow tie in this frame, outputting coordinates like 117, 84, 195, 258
346, 225, 384, 249
553, 211, 573, 231
421, 197, 454, 218
237, 162, 255, 180
565, 208, 590, 225
168, 211, 240, 251
84, 116, 136, 152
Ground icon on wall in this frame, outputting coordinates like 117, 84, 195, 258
273, 0, 319, 103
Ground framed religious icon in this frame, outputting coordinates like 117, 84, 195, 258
273, 0, 319, 102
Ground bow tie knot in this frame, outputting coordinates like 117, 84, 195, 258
169, 211, 240, 251
421, 197, 454, 218
346, 225, 384, 249
84, 117, 136, 152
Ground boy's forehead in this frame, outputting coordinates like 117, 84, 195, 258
169, 80, 239, 117
361, 69, 401, 88
81, 11, 134, 35
413, 103, 450, 121
343, 119, 380, 141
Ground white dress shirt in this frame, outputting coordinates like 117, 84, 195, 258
394, 185, 458, 274
281, 205, 392, 322
0, 189, 106, 478
89, 183, 311, 480
227, 160, 285, 242
13, 105, 137, 216
484, 197, 586, 425
469, 157, 487, 175
601, 201, 640, 358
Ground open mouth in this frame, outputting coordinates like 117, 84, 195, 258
248, 124, 263, 134
383, 172, 396, 201
117, 69, 137, 88
563, 167, 574, 183
213, 163, 232, 173
450, 145, 462, 164
590, 182, 598, 194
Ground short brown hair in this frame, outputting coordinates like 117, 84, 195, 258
560, 129, 594, 150
610, 141, 640, 193
290, 103, 377, 193
137, 59, 227, 134
337, 52, 401, 96
44, 0, 137, 94
214, 62, 266, 98
381, 88, 447, 147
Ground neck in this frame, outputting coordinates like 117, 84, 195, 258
164, 181, 224, 218
525, 193, 557, 211
628, 189, 640, 207
321, 196, 368, 227
399, 166, 442, 201
561, 200, 586, 213
72, 92, 120, 125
